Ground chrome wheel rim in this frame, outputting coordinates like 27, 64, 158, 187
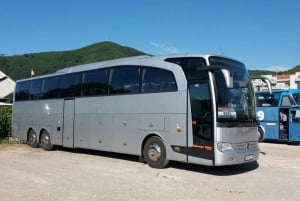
41, 133, 50, 147
148, 143, 161, 162
29, 132, 37, 145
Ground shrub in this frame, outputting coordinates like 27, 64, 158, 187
0, 106, 12, 138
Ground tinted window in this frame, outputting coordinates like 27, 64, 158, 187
15, 81, 30, 101
165, 57, 206, 79
187, 58, 207, 79
142, 68, 177, 93
209, 56, 247, 83
189, 82, 212, 141
256, 92, 279, 107
40, 76, 59, 99
165, 58, 186, 71
82, 69, 108, 96
29, 79, 42, 100
110, 66, 140, 94
58, 73, 82, 98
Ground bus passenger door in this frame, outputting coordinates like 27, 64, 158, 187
289, 108, 300, 142
63, 99, 75, 148
188, 81, 214, 161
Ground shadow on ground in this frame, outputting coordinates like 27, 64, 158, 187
56, 146, 258, 176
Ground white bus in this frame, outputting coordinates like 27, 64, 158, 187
13, 54, 261, 168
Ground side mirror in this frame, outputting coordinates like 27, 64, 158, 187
251, 76, 272, 94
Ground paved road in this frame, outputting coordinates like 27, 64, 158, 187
0, 142, 299, 201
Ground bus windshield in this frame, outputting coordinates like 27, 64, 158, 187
209, 57, 256, 122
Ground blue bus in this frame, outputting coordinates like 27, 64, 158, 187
256, 89, 300, 143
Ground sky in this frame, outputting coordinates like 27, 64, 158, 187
1, 0, 300, 71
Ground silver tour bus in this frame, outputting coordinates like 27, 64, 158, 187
12, 54, 260, 168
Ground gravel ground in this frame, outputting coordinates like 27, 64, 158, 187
0, 142, 299, 201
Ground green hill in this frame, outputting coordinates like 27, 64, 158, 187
286, 65, 300, 74
248, 65, 300, 76
0, 41, 147, 80
248, 70, 276, 76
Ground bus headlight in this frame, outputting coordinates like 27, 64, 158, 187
217, 142, 233, 152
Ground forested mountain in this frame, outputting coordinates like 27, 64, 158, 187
248, 66, 300, 76
0, 41, 146, 80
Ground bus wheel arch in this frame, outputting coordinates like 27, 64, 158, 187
27, 128, 39, 148
258, 126, 265, 142
39, 129, 55, 151
142, 134, 170, 169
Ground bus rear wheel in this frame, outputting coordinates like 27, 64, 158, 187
27, 129, 39, 148
40, 130, 54, 151
143, 136, 169, 169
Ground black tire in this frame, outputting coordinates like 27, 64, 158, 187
143, 136, 169, 169
27, 129, 39, 148
258, 127, 264, 142
40, 130, 54, 151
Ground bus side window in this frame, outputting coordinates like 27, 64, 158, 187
58, 73, 82, 98
110, 66, 140, 94
15, 81, 30, 101
142, 68, 177, 93
29, 79, 42, 100
82, 69, 108, 96
40, 76, 59, 99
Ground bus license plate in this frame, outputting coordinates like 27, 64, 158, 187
245, 155, 253, 161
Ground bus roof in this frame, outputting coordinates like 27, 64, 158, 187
16, 53, 242, 82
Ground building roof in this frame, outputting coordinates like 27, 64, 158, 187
0, 71, 15, 99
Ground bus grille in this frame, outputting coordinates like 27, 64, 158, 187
233, 142, 257, 152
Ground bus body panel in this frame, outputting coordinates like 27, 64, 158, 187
257, 107, 280, 122
89, 114, 113, 151
259, 122, 279, 140
289, 124, 300, 141
73, 91, 186, 156
112, 114, 142, 154
215, 126, 259, 165
188, 155, 213, 166
216, 126, 258, 142
257, 107, 281, 140
13, 100, 64, 145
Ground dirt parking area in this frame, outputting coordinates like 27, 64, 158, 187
0, 142, 299, 201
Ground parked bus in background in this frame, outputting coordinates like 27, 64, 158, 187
256, 89, 300, 143
13, 54, 267, 168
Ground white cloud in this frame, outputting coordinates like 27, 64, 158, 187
150, 42, 179, 54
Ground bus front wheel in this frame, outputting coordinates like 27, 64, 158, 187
40, 130, 54, 151
27, 129, 39, 148
143, 136, 169, 169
